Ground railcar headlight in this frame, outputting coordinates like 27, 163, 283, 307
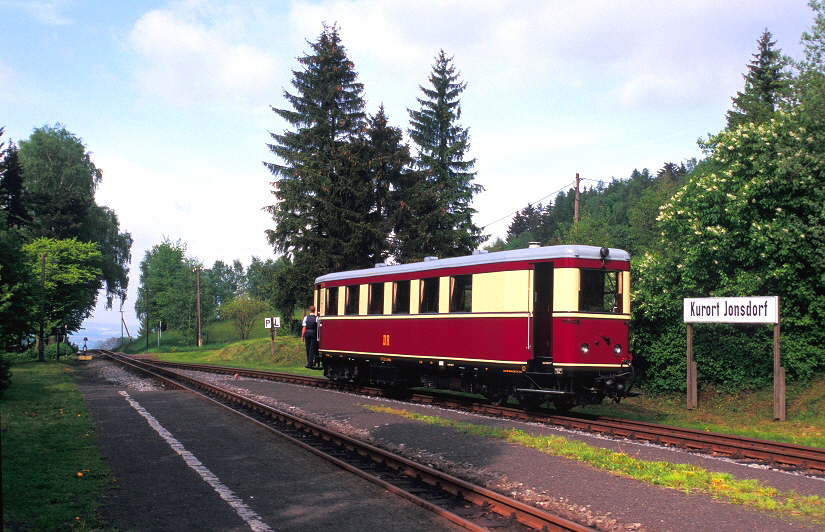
614, 344, 622, 354
580, 343, 589, 354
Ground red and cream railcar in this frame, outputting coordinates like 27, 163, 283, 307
313, 245, 636, 410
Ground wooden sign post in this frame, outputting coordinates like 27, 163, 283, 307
264, 317, 281, 358
683, 296, 783, 420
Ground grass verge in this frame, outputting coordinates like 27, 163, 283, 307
1, 360, 113, 531
364, 404, 825, 525
152, 336, 311, 374
583, 378, 825, 448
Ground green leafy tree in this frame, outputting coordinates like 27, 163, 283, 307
19, 125, 101, 239
18, 124, 131, 313
264, 23, 367, 307
221, 294, 269, 341
726, 30, 792, 128
0, 213, 37, 351
403, 50, 484, 260
136, 238, 186, 332
245, 256, 278, 301
136, 239, 215, 345
798, 1, 825, 72
631, 8, 823, 390
553, 212, 613, 248
793, 2, 825, 140
0, 129, 37, 350
626, 165, 687, 255
23, 238, 103, 358
243, 255, 302, 332
634, 109, 825, 390
82, 205, 132, 308
207, 259, 245, 318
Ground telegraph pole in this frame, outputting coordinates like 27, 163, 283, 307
574, 173, 581, 225
38, 253, 45, 362
195, 267, 202, 347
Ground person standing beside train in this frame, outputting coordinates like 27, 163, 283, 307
302, 306, 320, 369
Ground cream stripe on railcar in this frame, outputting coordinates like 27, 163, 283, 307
383, 282, 392, 315
410, 279, 421, 314
622, 270, 631, 313
439, 277, 450, 313
357, 284, 367, 315
550, 313, 629, 320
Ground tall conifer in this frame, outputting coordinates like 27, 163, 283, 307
358, 105, 414, 264
264, 24, 366, 289
404, 51, 484, 260
726, 30, 791, 128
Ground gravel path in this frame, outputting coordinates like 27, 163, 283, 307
77, 359, 824, 531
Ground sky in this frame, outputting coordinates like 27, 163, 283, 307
0, 0, 818, 345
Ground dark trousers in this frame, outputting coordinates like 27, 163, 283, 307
305, 334, 318, 366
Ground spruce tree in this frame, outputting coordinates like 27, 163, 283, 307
264, 24, 367, 295
0, 131, 30, 229
404, 50, 484, 260
359, 105, 414, 264
726, 30, 791, 128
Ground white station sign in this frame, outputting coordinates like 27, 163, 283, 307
683, 296, 779, 324
264, 317, 281, 328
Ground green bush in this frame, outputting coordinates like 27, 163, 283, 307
3, 343, 77, 363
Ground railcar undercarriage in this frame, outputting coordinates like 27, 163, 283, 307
320, 353, 638, 411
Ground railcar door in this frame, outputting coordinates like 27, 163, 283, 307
532, 262, 553, 358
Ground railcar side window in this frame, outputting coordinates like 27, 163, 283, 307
579, 269, 621, 313
392, 280, 410, 314
449, 274, 472, 312
345, 285, 360, 315
368, 282, 384, 315
325, 287, 339, 316
420, 277, 439, 313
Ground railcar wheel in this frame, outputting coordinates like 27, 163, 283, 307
517, 395, 545, 412
484, 392, 509, 407
552, 398, 575, 411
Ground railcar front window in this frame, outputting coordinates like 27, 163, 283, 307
345, 286, 360, 315
579, 269, 621, 313
450, 274, 472, 313
420, 277, 439, 313
325, 287, 339, 316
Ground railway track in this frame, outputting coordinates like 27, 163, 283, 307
101, 351, 593, 532
105, 353, 825, 475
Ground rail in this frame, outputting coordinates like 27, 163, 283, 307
100, 351, 594, 532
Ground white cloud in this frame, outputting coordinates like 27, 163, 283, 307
128, 4, 281, 106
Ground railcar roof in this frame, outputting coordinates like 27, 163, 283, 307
315, 245, 630, 284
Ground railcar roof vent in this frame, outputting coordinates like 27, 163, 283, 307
374, 263, 388, 268
472, 249, 488, 255
423, 256, 439, 262
528, 242, 541, 248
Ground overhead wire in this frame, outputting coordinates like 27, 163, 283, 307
480, 181, 575, 230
